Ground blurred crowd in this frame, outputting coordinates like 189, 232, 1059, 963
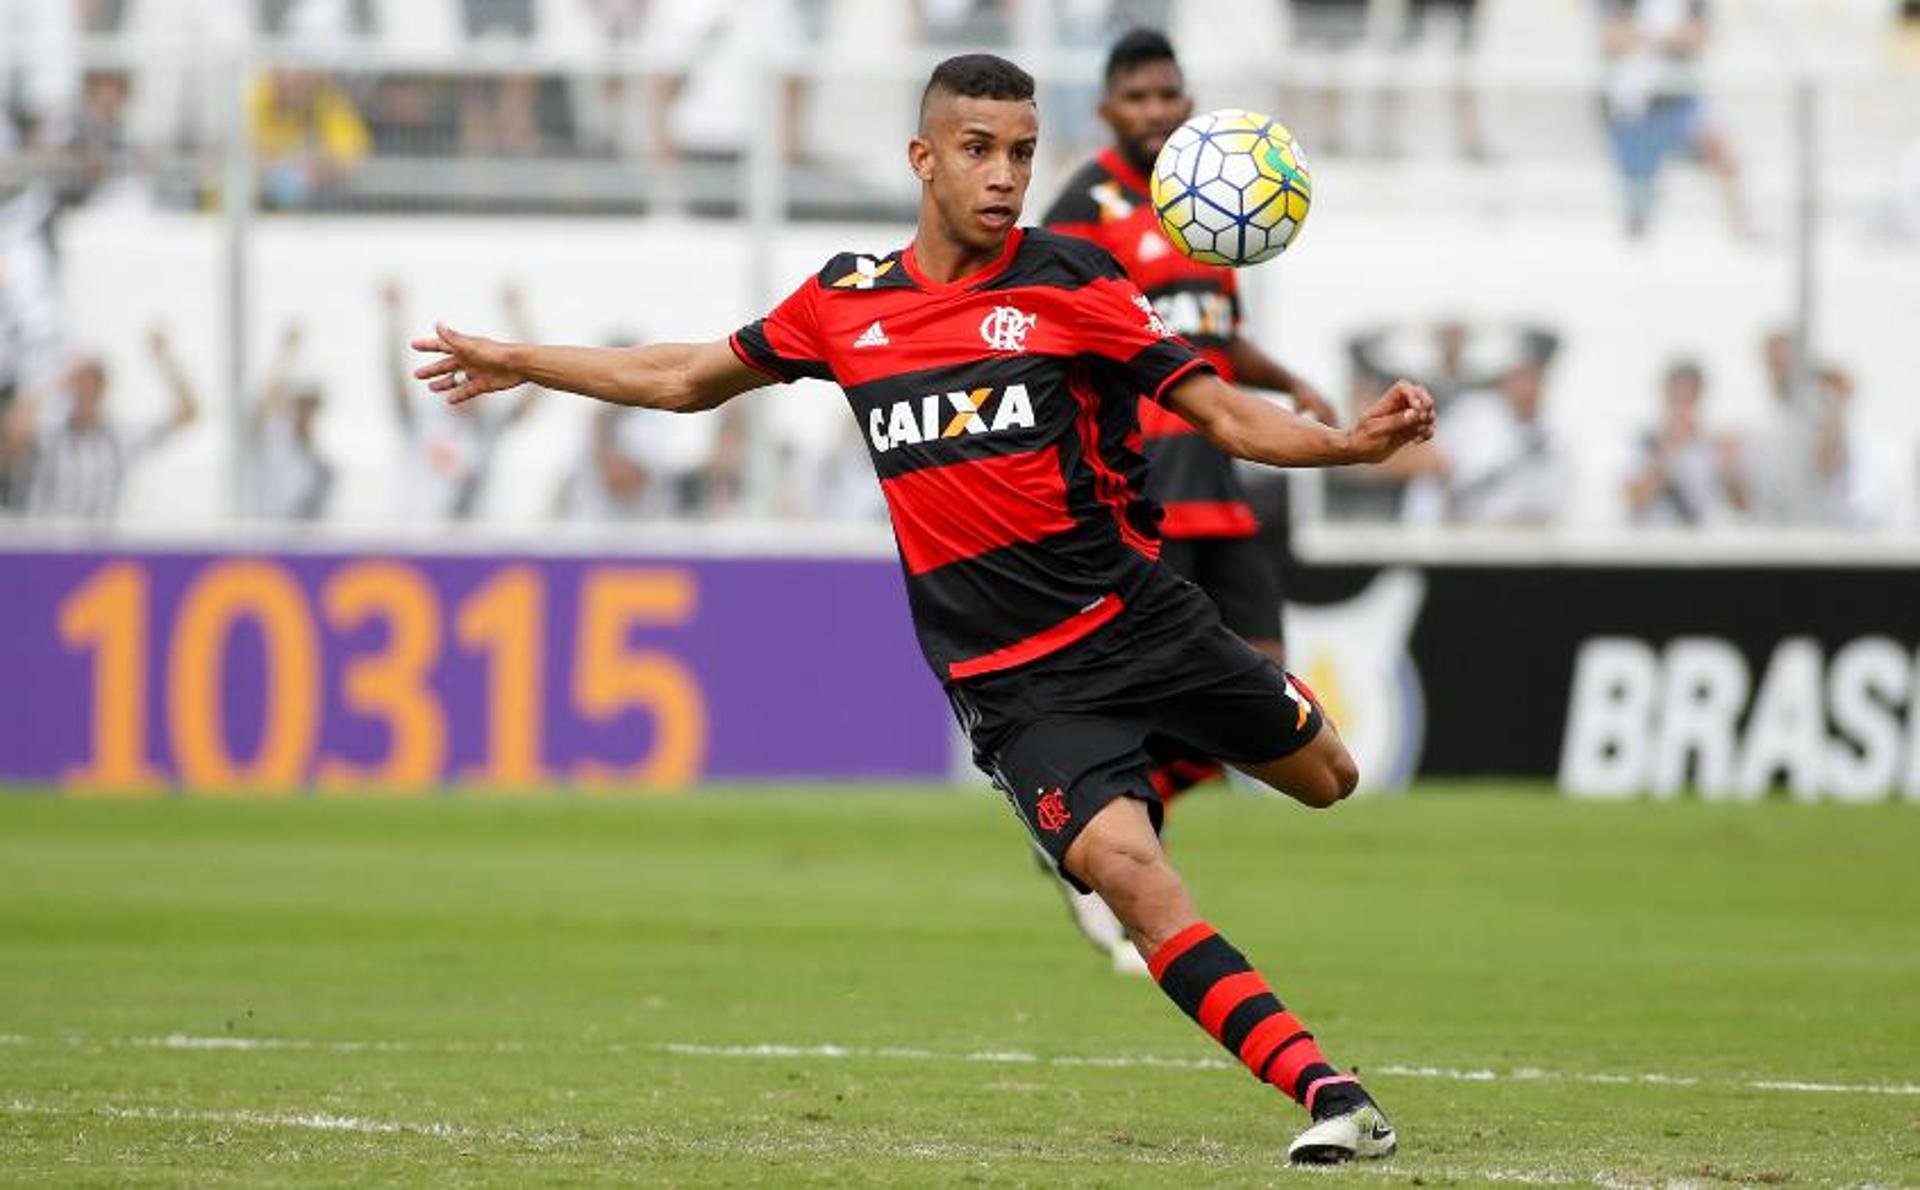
0, 0, 1913, 533
0, 263, 1888, 532
1319, 320, 1888, 529
0, 0, 1915, 234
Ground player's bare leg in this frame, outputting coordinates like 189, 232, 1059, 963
1063, 798, 1396, 1164
1232, 722, 1359, 810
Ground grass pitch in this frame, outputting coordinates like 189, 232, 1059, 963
0, 786, 1915, 1186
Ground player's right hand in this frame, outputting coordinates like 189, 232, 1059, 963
412, 324, 524, 405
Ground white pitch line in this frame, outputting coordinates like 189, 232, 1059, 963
0, 1096, 1593, 1180
660, 1042, 1920, 1097
3, 1098, 474, 1139
16, 1033, 1918, 1098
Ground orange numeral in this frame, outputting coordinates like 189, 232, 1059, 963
57, 562, 164, 794
572, 568, 707, 790
456, 566, 546, 790
317, 561, 448, 793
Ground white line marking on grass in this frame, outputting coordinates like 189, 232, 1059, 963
660, 1042, 1920, 1097
3, 1098, 474, 1138
126, 1033, 523, 1055
21, 1032, 1920, 1098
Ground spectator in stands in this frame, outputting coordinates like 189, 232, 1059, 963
566, 0, 650, 161
1350, 318, 1503, 410
1407, 0, 1490, 160
553, 334, 707, 521
1807, 363, 1889, 529
1286, 0, 1368, 156
1395, 329, 1570, 526
4, 327, 198, 524
1294, 0, 1490, 161
1744, 329, 1887, 528
70, 70, 145, 204
778, 422, 886, 522
554, 404, 651, 520
0, 0, 81, 158
249, 68, 372, 208
1747, 328, 1819, 523
549, 327, 754, 522
0, 186, 65, 494
1623, 358, 1748, 525
245, 321, 333, 521
456, 1, 545, 158
384, 278, 537, 521
1599, 0, 1752, 240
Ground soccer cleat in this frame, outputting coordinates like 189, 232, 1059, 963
1109, 939, 1150, 977
1287, 1101, 1398, 1165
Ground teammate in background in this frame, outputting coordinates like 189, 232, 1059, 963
1040, 29, 1343, 972
5, 327, 198, 524
383, 278, 540, 522
1047, 29, 1337, 672
414, 54, 1431, 1164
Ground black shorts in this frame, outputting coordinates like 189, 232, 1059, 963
946, 569, 1324, 892
1157, 534, 1285, 645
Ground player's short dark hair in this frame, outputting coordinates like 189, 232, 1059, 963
919, 54, 1035, 129
1104, 27, 1178, 89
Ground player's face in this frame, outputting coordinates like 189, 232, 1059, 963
911, 96, 1038, 254
1100, 61, 1191, 172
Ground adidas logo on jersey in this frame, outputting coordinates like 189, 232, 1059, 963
868, 384, 1036, 454
854, 321, 890, 349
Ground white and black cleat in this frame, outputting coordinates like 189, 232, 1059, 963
1287, 1102, 1398, 1165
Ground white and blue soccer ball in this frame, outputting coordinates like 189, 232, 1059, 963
1150, 109, 1313, 268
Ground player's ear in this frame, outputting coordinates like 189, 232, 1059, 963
907, 135, 935, 183
1175, 94, 1194, 123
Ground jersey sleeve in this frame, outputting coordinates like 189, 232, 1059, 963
730, 278, 835, 384
1074, 275, 1216, 403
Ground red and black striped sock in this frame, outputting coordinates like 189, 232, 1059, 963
1147, 921, 1367, 1119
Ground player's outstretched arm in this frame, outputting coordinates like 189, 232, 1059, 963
1163, 371, 1434, 468
411, 325, 770, 414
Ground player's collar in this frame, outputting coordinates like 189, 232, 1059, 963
1097, 146, 1152, 199
902, 227, 1025, 292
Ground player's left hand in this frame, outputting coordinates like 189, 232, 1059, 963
412, 323, 526, 405
1343, 380, 1435, 463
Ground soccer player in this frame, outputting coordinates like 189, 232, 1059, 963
413, 54, 1431, 1165
1041, 28, 1339, 973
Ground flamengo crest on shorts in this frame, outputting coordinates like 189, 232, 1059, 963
1035, 787, 1071, 833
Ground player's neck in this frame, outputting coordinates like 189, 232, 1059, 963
909, 220, 1012, 285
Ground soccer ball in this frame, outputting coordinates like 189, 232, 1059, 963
1150, 109, 1313, 268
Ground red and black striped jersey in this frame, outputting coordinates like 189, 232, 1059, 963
730, 227, 1213, 684
1043, 147, 1260, 540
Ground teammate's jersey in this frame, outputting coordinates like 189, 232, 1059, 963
731, 228, 1212, 683
1043, 147, 1259, 539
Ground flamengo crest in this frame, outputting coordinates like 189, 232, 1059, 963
1035, 787, 1071, 833
980, 305, 1038, 352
